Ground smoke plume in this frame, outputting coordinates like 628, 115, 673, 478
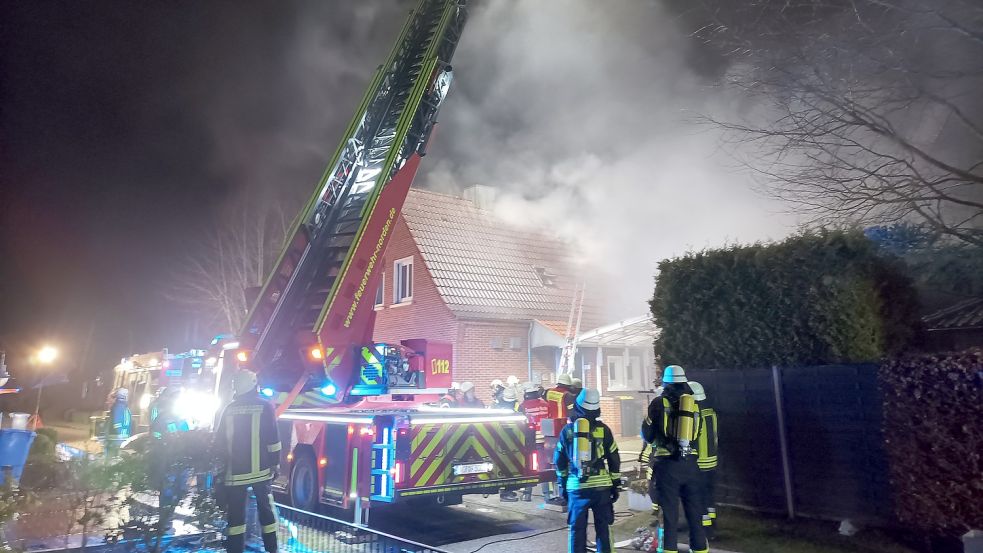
420, 1, 797, 319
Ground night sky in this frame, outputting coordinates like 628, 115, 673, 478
0, 2, 408, 376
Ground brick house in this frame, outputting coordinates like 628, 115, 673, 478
372, 187, 660, 435
372, 187, 602, 403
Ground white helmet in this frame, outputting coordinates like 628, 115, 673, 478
576, 389, 601, 412
506, 375, 519, 386
662, 365, 687, 384
490, 378, 503, 389
115, 387, 129, 400
689, 381, 706, 401
523, 381, 538, 393
571, 377, 583, 388
233, 370, 258, 396
556, 374, 573, 386
460, 381, 475, 393
451, 382, 461, 390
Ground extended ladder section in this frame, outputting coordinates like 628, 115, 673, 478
238, 0, 467, 406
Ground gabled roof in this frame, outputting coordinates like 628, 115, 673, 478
401, 189, 588, 322
923, 298, 983, 331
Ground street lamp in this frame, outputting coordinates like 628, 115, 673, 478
33, 345, 59, 430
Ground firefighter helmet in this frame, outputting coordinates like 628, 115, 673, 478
506, 375, 519, 386
460, 381, 475, 393
451, 381, 461, 390
662, 365, 687, 383
576, 389, 601, 412
490, 378, 503, 389
689, 381, 706, 401
114, 387, 129, 401
571, 377, 583, 389
233, 370, 258, 397
557, 374, 573, 386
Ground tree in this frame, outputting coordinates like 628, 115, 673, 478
692, 0, 983, 246
171, 197, 294, 334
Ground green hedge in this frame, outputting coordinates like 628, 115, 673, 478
651, 230, 920, 368
880, 349, 983, 534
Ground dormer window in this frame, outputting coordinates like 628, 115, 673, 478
534, 267, 556, 288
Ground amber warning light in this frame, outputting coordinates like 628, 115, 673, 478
235, 351, 249, 363
309, 347, 323, 360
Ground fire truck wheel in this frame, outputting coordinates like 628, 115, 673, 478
289, 451, 318, 512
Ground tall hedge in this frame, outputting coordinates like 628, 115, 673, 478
879, 349, 983, 534
651, 230, 920, 368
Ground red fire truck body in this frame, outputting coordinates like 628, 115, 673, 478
223, 0, 545, 519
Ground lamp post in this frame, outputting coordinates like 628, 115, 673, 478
33, 345, 58, 430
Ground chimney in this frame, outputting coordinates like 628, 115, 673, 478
462, 184, 498, 210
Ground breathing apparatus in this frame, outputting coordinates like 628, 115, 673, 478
571, 389, 601, 481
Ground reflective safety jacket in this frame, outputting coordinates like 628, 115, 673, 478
697, 407, 718, 470
554, 418, 621, 490
641, 394, 701, 458
214, 393, 281, 486
545, 385, 573, 419
108, 400, 132, 440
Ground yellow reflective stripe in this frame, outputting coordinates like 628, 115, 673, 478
610, 472, 621, 480
268, 442, 282, 453
419, 424, 467, 485
225, 468, 272, 485
251, 411, 260, 475
474, 424, 518, 473
228, 525, 246, 536
261, 522, 277, 534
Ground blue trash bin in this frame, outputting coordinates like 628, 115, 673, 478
0, 429, 36, 483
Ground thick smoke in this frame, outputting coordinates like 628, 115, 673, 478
421, 1, 797, 319
203, 1, 799, 323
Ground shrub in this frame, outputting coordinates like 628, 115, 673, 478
879, 349, 983, 535
651, 230, 920, 369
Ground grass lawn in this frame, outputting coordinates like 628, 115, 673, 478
612, 506, 919, 553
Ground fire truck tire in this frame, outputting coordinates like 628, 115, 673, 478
289, 451, 318, 512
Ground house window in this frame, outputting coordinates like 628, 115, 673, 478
374, 274, 384, 308
393, 257, 413, 304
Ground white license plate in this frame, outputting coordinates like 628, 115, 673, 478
453, 462, 494, 476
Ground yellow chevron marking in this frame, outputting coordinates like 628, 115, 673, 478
411, 425, 447, 477
475, 425, 518, 474
419, 425, 468, 486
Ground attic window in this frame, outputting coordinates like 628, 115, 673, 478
534, 267, 557, 288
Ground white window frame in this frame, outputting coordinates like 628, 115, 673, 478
374, 273, 385, 309
393, 256, 413, 305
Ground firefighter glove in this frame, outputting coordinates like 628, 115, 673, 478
557, 481, 568, 503
610, 486, 620, 503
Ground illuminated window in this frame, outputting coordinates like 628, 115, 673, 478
375, 274, 384, 308
394, 257, 413, 304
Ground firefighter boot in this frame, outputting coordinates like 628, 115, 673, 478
499, 489, 519, 502
521, 487, 533, 502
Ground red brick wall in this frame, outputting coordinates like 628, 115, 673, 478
372, 219, 459, 376
456, 320, 535, 404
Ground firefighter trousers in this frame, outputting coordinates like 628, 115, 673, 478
701, 469, 717, 531
653, 457, 708, 553
567, 487, 615, 553
224, 480, 278, 553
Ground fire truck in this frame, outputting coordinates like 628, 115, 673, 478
228, 0, 542, 522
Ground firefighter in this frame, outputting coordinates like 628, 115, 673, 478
641, 366, 708, 553
214, 370, 281, 553
568, 378, 584, 412
520, 382, 550, 429
149, 386, 183, 439
689, 382, 719, 538
546, 374, 575, 419
106, 387, 132, 458
459, 381, 484, 407
439, 382, 460, 408
496, 384, 519, 411
555, 389, 621, 553
490, 379, 506, 405
521, 381, 550, 502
